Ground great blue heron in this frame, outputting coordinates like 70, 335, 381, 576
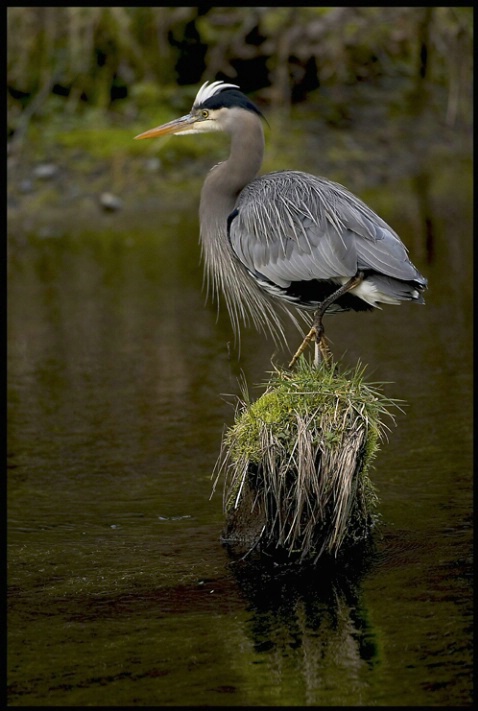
135, 80, 427, 365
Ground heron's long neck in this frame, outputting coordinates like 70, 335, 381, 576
199, 111, 264, 227
198, 112, 268, 338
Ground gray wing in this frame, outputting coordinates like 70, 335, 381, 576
229, 170, 424, 286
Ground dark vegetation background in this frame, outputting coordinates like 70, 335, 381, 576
7, 7, 471, 120
7, 6, 472, 236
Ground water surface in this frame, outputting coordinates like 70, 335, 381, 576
8, 137, 472, 705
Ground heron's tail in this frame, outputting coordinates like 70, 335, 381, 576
358, 274, 427, 307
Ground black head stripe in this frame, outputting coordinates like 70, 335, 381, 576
199, 89, 264, 118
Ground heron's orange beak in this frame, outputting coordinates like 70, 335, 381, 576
134, 113, 197, 140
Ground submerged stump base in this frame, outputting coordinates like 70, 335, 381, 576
214, 358, 400, 564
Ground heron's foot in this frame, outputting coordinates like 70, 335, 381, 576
288, 326, 333, 369
288, 326, 317, 369
314, 331, 332, 367
288, 272, 364, 370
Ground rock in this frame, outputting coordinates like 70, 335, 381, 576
33, 163, 59, 180
19, 179, 34, 194
144, 157, 162, 173
99, 192, 123, 212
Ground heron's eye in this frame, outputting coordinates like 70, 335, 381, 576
201, 110, 209, 119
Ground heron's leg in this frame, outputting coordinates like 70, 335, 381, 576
314, 316, 332, 366
313, 272, 364, 365
288, 272, 364, 369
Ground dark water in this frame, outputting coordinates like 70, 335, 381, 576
8, 148, 472, 705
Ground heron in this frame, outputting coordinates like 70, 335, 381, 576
135, 80, 427, 366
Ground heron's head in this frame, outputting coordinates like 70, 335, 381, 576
134, 80, 264, 140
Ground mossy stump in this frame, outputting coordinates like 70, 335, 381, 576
214, 358, 400, 564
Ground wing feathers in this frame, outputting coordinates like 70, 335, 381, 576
229, 170, 425, 290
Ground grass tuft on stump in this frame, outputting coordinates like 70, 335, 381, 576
213, 357, 403, 563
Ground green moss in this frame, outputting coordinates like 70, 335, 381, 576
225, 358, 396, 464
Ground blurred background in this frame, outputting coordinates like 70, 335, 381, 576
7, 7, 473, 707
7, 6, 472, 233
7, 6, 472, 122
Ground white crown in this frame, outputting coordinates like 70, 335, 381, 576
193, 80, 240, 109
